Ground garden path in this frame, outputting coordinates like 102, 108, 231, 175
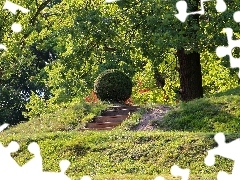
135, 105, 172, 131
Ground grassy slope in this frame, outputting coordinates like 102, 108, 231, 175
1, 87, 240, 179
0, 130, 238, 179
158, 87, 240, 133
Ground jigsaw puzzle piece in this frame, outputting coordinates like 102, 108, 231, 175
40, 160, 71, 180
216, 28, 240, 78
205, 133, 240, 162
0, 141, 21, 177
215, 0, 227, 12
175, 0, 188, 22
3, 0, 29, 14
175, 0, 226, 22
205, 133, 240, 179
171, 165, 190, 180
175, 0, 210, 22
21, 142, 43, 173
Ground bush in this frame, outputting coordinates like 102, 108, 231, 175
94, 69, 132, 103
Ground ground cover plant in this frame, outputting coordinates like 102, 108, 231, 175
0, 129, 239, 180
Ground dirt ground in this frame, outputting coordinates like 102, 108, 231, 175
135, 105, 172, 131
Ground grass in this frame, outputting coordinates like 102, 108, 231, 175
157, 87, 240, 133
1, 87, 240, 179
0, 130, 238, 179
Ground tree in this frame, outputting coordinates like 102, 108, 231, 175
22, 0, 240, 120
176, 0, 203, 101
0, 0, 55, 124
113, 0, 239, 101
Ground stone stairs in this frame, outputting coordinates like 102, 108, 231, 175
81, 105, 140, 131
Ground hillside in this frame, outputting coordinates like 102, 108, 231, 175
1, 87, 240, 179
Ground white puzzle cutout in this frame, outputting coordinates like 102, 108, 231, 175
204, 132, 240, 180
175, 0, 227, 22
3, 0, 29, 14
233, 11, 240, 23
105, 0, 119, 3
215, 28, 240, 78
0, 1, 30, 51
0, 123, 91, 179
154, 165, 190, 180
175, 0, 240, 78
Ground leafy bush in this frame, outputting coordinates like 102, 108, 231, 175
21, 97, 111, 134
94, 69, 132, 103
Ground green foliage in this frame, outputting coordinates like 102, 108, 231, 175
0, 0, 59, 124
201, 52, 239, 95
22, 96, 110, 133
158, 95, 240, 133
1, 0, 240, 124
0, 85, 27, 124
94, 69, 132, 103
130, 50, 239, 106
131, 55, 180, 105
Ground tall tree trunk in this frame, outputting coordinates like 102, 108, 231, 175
176, 0, 203, 101
176, 48, 203, 101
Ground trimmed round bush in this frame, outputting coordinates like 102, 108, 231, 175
94, 69, 132, 103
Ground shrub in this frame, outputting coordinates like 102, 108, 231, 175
94, 69, 132, 103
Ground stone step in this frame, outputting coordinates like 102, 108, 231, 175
86, 122, 121, 129
82, 105, 140, 131
93, 115, 128, 123
80, 127, 114, 131
109, 105, 140, 112
101, 109, 130, 116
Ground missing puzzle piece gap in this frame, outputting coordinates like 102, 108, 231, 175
3, 0, 30, 14
175, 0, 227, 22
0, 123, 9, 131
216, 28, 240, 78
233, 11, 240, 23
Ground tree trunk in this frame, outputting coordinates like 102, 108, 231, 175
153, 68, 165, 89
176, 0, 203, 102
176, 48, 203, 101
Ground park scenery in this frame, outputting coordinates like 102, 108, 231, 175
1, 0, 240, 179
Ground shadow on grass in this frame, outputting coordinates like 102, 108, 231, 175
212, 86, 240, 97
